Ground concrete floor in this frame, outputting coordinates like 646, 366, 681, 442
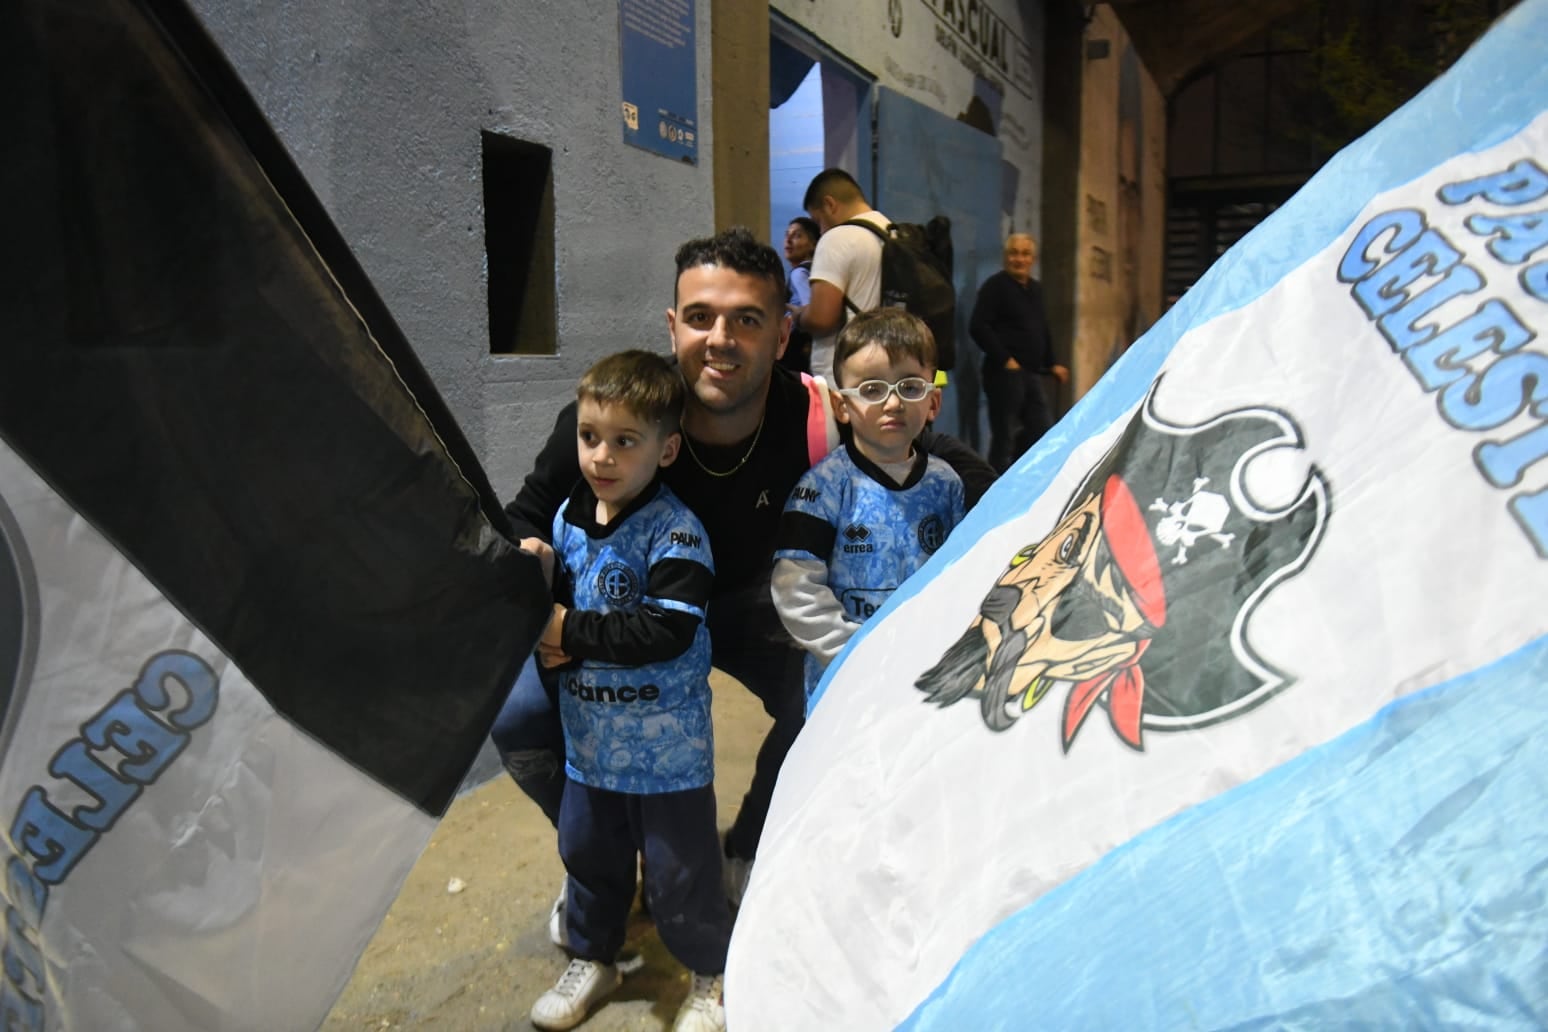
320, 671, 771, 1032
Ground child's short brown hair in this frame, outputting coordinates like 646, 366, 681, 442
832, 309, 937, 386
576, 350, 685, 434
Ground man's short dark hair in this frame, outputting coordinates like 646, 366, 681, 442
673, 226, 786, 306
833, 309, 937, 386
788, 216, 820, 243
577, 350, 685, 434
802, 168, 865, 211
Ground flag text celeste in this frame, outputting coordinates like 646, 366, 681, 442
1339, 157, 1548, 557
1, 651, 219, 1030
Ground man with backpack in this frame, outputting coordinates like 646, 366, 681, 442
796, 169, 892, 382
798, 169, 959, 391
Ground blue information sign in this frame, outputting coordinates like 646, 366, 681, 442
618, 0, 698, 164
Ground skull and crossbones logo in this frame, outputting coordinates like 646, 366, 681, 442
1150, 478, 1235, 565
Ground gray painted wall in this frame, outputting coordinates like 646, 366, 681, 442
188, 0, 716, 498
772, 0, 1047, 239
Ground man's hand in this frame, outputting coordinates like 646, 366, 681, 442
1049, 364, 1070, 385
537, 603, 570, 668
1005, 357, 1022, 371
537, 642, 571, 668
519, 537, 555, 586
540, 603, 566, 649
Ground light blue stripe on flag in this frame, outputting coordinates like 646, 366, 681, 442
809, 0, 1548, 713
899, 633, 1548, 1030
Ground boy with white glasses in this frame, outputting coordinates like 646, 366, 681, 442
771, 309, 966, 712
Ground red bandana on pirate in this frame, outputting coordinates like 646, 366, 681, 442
1061, 475, 1167, 750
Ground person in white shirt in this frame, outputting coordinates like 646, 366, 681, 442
796, 168, 892, 383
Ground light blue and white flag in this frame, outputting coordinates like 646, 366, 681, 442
726, 2, 1548, 1028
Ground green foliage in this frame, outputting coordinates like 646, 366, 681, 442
1283, 0, 1517, 158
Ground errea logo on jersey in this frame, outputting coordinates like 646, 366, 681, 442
842, 524, 874, 554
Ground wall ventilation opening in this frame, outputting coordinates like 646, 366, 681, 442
482, 131, 555, 355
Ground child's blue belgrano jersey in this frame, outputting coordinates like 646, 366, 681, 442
552, 481, 715, 794
775, 442, 964, 696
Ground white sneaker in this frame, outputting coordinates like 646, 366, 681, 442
671, 972, 725, 1032
722, 853, 752, 909
530, 957, 620, 1031
547, 882, 569, 949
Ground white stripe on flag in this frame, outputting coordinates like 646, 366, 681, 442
0, 442, 435, 1032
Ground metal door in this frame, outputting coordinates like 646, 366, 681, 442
873, 86, 1004, 451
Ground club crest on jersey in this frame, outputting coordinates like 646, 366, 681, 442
916, 380, 1329, 753
917, 514, 947, 554
596, 560, 640, 605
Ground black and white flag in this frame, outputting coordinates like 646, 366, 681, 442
1, 2, 550, 1027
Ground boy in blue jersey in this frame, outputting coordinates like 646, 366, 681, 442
772, 310, 966, 711
529, 351, 730, 1032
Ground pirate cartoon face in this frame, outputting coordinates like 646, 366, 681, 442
916, 383, 1328, 751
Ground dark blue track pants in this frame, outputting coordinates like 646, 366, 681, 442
559, 779, 731, 974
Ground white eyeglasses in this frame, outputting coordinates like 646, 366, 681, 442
833, 377, 935, 405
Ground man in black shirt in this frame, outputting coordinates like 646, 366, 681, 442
969, 233, 1070, 472
497, 228, 995, 920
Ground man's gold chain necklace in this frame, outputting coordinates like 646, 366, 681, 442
681, 412, 766, 478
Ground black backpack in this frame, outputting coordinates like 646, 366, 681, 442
842, 215, 957, 370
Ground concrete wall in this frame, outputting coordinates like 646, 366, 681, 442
712, 0, 772, 235
187, 0, 717, 498
186, 0, 1163, 476
1071, 4, 1165, 400
771, 0, 1047, 238
1137, 57, 1167, 352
